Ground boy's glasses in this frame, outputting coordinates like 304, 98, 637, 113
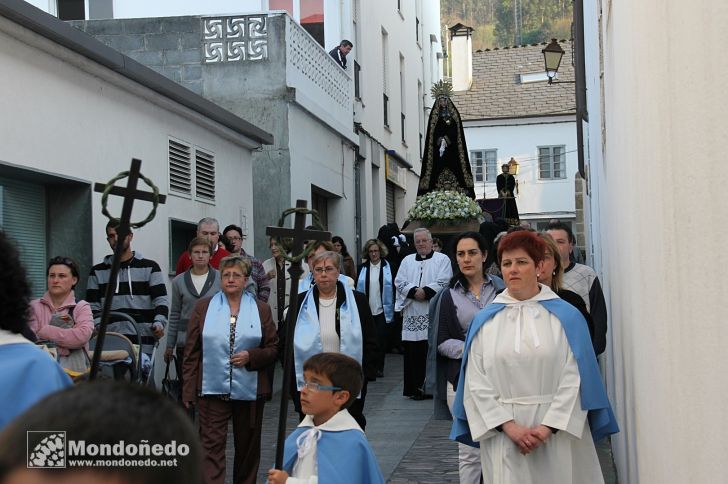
302, 381, 342, 392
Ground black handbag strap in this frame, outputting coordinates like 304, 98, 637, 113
164, 354, 178, 380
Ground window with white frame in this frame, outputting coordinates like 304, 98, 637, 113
382, 28, 389, 127
168, 138, 216, 203
538, 145, 566, 179
470, 149, 497, 182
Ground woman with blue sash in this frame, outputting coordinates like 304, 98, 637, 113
356, 238, 394, 378
450, 231, 618, 484
182, 256, 278, 484
283, 251, 378, 430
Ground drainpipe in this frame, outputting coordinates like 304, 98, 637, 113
354, 148, 362, 258
574, 0, 587, 179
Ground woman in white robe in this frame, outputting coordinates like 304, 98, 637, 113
456, 230, 617, 484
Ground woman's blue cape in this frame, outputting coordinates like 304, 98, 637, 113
449, 298, 619, 447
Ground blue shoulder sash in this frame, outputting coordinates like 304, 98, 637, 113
201, 291, 261, 400
356, 262, 394, 323
293, 283, 363, 389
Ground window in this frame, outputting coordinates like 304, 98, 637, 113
169, 139, 192, 195
382, 29, 389, 127
417, 81, 424, 156
57, 0, 84, 20
169, 138, 216, 203
0, 178, 47, 297
311, 188, 329, 229
269, 0, 293, 15
300, 0, 325, 47
383, 93, 389, 127
88, 0, 113, 19
538, 145, 566, 179
169, 219, 197, 272
401, 113, 406, 143
399, 54, 405, 142
195, 148, 215, 201
354, 61, 361, 99
470, 150, 497, 182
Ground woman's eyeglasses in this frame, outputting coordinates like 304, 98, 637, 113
301, 381, 342, 392
313, 266, 337, 275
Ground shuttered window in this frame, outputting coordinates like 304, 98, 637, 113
168, 138, 215, 203
169, 139, 192, 195
195, 147, 215, 202
0, 178, 47, 297
386, 182, 396, 223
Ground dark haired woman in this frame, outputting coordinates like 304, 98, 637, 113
0, 232, 71, 431
29, 256, 94, 373
331, 236, 358, 280
451, 231, 618, 484
428, 232, 504, 484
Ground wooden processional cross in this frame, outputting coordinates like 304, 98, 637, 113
89, 158, 166, 380
266, 199, 330, 469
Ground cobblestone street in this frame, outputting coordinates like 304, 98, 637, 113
220, 353, 618, 483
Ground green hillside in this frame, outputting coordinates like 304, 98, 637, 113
442, 0, 572, 50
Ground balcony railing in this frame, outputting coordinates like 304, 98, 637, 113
285, 16, 353, 133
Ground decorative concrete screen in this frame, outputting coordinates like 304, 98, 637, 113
202, 15, 268, 63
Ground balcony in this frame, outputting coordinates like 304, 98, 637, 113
71, 12, 355, 142
198, 13, 353, 141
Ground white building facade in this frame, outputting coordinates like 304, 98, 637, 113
450, 39, 580, 233
352, 0, 443, 242
463, 117, 577, 227
580, 1, 728, 483
26, 0, 443, 255
0, 1, 270, 296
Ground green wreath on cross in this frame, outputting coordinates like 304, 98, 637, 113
271, 207, 327, 264
99, 170, 161, 229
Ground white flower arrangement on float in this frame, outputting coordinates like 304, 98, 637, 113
407, 190, 483, 226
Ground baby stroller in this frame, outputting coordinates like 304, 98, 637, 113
88, 312, 158, 385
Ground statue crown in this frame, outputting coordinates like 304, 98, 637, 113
430, 80, 454, 99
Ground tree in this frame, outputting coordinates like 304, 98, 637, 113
442, 0, 572, 50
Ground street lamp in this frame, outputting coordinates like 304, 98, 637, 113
542, 38, 566, 85
507, 157, 520, 175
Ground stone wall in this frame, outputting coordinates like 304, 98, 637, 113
70, 16, 203, 94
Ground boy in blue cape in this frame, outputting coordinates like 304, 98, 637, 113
268, 353, 384, 484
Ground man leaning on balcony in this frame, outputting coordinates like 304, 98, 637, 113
329, 39, 353, 69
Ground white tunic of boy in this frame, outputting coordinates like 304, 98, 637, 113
287, 409, 362, 484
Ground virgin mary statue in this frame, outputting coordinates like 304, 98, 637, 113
417, 80, 475, 199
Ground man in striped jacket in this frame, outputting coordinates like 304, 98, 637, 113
86, 219, 168, 346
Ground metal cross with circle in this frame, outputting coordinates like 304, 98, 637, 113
266, 199, 330, 468
89, 158, 166, 380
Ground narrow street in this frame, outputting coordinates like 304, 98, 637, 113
224, 354, 618, 483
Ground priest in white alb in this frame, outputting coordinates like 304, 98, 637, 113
395, 228, 452, 399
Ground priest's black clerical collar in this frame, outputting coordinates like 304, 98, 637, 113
415, 251, 435, 261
